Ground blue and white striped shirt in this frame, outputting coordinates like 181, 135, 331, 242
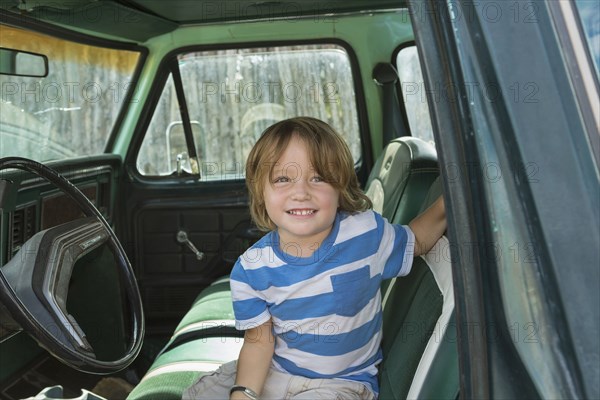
230, 210, 415, 394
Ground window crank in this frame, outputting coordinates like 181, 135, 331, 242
176, 230, 204, 260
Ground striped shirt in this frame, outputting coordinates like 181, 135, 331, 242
230, 210, 415, 395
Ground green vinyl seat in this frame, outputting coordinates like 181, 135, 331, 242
366, 137, 438, 224
171, 276, 235, 339
127, 276, 241, 400
127, 338, 243, 400
379, 178, 459, 399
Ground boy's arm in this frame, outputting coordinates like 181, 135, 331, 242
231, 319, 275, 400
408, 195, 447, 257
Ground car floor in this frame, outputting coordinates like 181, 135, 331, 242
1, 357, 140, 399
0, 336, 171, 400
1, 356, 102, 399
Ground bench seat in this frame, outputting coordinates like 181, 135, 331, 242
128, 338, 243, 399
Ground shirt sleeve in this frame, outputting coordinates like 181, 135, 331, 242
230, 258, 271, 330
378, 214, 415, 279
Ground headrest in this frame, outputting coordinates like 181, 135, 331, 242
365, 137, 438, 219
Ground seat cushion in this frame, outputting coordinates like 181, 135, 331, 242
126, 277, 240, 400
379, 178, 458, 399
127, 338, 243, 400
153, 277, 240, 361
379, 259, 443, 400
173, 278, 235, 337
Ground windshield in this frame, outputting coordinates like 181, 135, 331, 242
0, 25, 141, 162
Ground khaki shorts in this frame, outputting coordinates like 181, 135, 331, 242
182, 360, 375, 400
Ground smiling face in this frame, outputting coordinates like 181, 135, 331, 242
263, 135, 340, 253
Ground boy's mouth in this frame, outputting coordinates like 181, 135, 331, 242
286, 209, 316, 216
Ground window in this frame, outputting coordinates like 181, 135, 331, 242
396, 46, 435, 145
0, 25, 141, 162
574, 0, 599, 79
136, 44, 361, 179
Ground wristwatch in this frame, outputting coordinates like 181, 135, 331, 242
230, 385, 259, 400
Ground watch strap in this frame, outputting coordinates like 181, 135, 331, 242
230, 385, 259, 400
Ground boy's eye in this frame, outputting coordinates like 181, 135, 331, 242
311, 175, 324, 182
273, 176, 290, 183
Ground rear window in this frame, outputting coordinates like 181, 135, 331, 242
136, 44, 361, 179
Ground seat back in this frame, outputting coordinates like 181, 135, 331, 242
366, 136, 438, 297
365, 137, 438, 223
379, 178, 459, 399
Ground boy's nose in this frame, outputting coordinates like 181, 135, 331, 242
290, 179, 311, 200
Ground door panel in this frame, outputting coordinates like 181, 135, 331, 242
136, 206, 251, 278
122, 180, 258, 334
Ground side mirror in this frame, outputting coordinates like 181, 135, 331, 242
166, 121, 203, 175
0, 47, 48, 78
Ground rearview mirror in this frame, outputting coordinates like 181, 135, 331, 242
0, 47, 48, 77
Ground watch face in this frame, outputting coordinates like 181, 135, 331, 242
244, 388, 259, 400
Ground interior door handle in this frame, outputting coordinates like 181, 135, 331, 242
176, 230, 205, 261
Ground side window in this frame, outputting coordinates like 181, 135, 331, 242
396, 46, 435, 145
136, 44, 361, 179
574, 0, 599, 79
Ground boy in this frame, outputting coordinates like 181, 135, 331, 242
184, 117, 445, 399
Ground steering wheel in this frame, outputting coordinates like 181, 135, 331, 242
0, 157, 144, 374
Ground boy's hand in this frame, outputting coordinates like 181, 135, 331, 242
408, 195, 446, 257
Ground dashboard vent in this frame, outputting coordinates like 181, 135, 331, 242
10, 205, 36, 258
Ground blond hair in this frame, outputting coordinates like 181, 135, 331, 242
245, 116, 372, 231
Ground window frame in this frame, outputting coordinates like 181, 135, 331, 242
125, 39, 372, 186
